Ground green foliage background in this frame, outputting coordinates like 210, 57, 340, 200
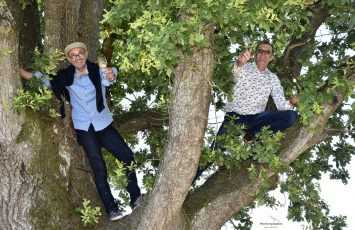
15, 0, 354, 228
101, 0, 354, 228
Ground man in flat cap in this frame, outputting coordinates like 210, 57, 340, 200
20, 42, 144, 221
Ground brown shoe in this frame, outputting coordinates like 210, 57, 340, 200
243, 133, 254, 142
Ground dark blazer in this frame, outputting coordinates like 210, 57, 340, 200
49, 60, 104, 118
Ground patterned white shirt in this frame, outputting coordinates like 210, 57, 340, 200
224, 62, 292, 115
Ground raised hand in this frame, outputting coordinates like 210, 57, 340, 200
97, 54, 115, 81
236, 48, 252, 67
103, 68, 115, 81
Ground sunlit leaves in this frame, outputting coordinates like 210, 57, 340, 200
104, 0, 316, 79
32, 47, 66, 76
10, 88, 52, 112
111, 160, 129, 190
10, 47, 65, 116
199, 120, 285, 176
75, 199, 102, 227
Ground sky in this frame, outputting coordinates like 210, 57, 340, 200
248, 159, 355, 230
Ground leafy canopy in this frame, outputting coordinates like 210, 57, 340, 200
100, 0, 354, 228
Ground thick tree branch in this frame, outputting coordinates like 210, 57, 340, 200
136, 22, 216, 230
112, 110, 166, 134
276, 2, 332, 83
184, 161, 273, 230
102, 33, 116, 65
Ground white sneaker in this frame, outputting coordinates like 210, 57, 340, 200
131, 194, 145, 209
109, 210, 124, 221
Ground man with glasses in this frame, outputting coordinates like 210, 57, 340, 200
20, 42, 144, 221
224, 40, 299, 136
194, 40, 299, 181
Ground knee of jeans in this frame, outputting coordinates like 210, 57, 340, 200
286, 111, 298, 126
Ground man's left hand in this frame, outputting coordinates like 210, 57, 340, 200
290, 96, 299, 106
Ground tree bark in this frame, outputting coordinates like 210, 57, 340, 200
113, 110, 166, 134
43, 0, 79, 56
136, 23, 215, 230
8, 0, 41, 68
43, 0, 103, 61
78, 0, 104, 60
0, 3, 30, 229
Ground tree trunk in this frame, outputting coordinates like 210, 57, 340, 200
8, 0, 41, 68
135, 23, 215, 230
1, 1, 107, 229
0, 2, 29, 229
43, 0, 103, 60
98, 21, 216, 228
78, 0, 104, 60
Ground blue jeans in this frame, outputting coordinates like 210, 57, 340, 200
76, 124, 141, 213
195, 110, 298, 180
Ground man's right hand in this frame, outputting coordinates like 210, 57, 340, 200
19, 68, 33, 80
236, 48, 252, 67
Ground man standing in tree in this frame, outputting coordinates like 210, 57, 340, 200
195, 40, 299, 180
20, 42, 144, 221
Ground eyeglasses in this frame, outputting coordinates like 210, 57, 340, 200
256, 49, 273, 56
69, 52, 85, 59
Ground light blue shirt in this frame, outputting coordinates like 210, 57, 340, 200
36, 66, 117, 131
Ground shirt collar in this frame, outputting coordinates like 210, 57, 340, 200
74, 65, 89, 78
252, 62, 271, 75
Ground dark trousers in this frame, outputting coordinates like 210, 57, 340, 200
195, 110, 298, 180
76, 124, 141, 213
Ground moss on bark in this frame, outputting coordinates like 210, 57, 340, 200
17, 110, 100, 229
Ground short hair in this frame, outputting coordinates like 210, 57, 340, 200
256, 40, 274, 54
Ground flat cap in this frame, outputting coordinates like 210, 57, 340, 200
64, 42, 87, 57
